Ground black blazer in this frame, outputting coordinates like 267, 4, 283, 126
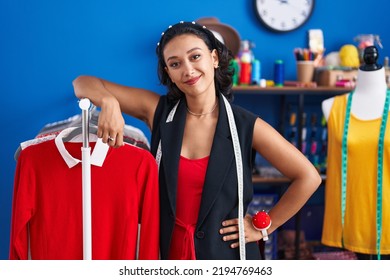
151, 94, 261, 260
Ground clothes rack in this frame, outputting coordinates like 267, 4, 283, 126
10, 98, 160, 260
79, 98, 92, 260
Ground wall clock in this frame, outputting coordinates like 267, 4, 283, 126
254, 0, 315, 32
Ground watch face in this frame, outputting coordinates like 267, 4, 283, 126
254, 0, 315, 32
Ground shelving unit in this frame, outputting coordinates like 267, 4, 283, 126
232, 85, 352, 259
233, 85, 351, 151
232, 85, 351, 95
252, 174, 327, 184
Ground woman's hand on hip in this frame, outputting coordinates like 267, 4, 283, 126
219, 214, 262, 248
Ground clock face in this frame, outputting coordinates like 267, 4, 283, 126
254, 0, 315, 32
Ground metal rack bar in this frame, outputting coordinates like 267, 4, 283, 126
79, 98, 92, 260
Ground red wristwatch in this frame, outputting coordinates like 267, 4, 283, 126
252, 211, 272, 241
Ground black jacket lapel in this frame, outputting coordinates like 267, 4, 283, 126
197, 96, 235, 227
160, 100, 187, 214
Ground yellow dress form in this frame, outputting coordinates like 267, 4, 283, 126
321, 94, 390, 255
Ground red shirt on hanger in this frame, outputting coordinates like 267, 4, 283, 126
10, 128, 159, 260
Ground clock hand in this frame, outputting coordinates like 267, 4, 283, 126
277, 0, 310, 15
288, 4, 307, 13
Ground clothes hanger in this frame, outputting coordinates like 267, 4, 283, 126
61, 125, 99, 142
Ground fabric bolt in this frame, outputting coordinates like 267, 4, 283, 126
322, 94, 390, 254
168, 155, 209, 260
10, 129, 159, 260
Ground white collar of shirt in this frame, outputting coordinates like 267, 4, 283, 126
55, 127, 109, 168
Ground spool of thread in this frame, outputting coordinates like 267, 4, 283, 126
239, 62, 251, 85
230, 59, 239, 86
274, 60, 284, 87
251, 59, 261, 85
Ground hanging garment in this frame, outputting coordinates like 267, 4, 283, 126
14, 109, 150, 160
10, 128, 159, 260
37, 109, 151, 150
322, 94, 390, 255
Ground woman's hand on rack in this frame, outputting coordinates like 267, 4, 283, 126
219, 214, 263, 248
73, 76, 124, 147
98, 96, 125, 147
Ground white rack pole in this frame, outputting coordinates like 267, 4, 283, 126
79, 98, 92, 260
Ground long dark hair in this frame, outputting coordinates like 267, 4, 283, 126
156, 21, 234, 101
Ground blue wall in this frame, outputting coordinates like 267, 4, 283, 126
1, 0, 389, 259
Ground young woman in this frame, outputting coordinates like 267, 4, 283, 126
73, 21, 321, 260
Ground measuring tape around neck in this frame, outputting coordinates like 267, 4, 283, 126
341, 90, 390, 259
222, 95, 246, 260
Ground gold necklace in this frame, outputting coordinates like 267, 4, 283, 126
186, 101, 218, 116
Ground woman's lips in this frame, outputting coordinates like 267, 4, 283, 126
185, 76, 200, 85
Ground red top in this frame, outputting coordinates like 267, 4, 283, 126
168, 155, 209, 260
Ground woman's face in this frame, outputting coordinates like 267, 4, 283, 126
163, 34, 219, 98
